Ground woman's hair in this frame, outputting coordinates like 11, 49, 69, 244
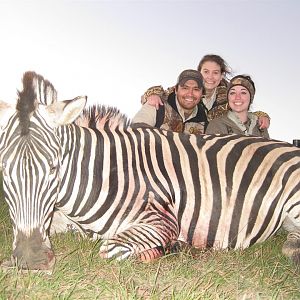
197, 54, 232, 81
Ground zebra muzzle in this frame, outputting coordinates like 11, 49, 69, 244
3, 228, 57, 273
1, 251, 55, 274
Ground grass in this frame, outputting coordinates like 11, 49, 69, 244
1, 178, 300, 299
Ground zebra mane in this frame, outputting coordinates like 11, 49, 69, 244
75, 104, 131, 130
16, 71, 58, 135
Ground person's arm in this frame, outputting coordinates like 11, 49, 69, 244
262, 129, 270, 139
141, 85, 175, 110
258, 125, 270, 139
205, 119, 229, 134
253, 111, 270, 129
132, 103, 157, 127
141, 85, 165, 105
145, 95, 164, 110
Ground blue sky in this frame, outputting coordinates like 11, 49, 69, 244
0, 0, 299, 143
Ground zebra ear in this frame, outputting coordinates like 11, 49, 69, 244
44, 96, 87, 126
0, 100, 15, 129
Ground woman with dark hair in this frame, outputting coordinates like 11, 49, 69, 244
196, 54, 230, 121
205, 74, 269, 138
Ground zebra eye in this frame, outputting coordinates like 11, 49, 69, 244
50, 167, 56, 174
49, 160, 57, 174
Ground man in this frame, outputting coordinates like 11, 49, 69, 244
132, 69, 208, 134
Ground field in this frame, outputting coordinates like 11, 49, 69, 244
1, 177, 300, 299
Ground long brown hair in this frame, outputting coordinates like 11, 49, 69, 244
197, 54, 232, 82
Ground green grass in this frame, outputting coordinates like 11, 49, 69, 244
1, 178, 300, 299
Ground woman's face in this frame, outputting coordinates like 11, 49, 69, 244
200, 61, 223, 91
228, 85, 251, 113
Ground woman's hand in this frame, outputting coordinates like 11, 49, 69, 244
258, 116, 270, 129
146, 95, 164, 110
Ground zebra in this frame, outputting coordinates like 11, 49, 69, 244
0, 71, 300, 272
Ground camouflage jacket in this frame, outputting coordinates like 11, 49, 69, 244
154, 91, 208, 135
206, 111, 270, 138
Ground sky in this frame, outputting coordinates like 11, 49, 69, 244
0, 0, 299, 143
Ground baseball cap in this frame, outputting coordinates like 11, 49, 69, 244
177, 69, 204, 89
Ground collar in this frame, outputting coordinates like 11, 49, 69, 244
202, 88, 217, 110
227, 111, 258, 135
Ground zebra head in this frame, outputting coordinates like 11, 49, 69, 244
0, 72, 86, 271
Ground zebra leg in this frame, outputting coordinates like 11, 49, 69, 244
99, 224, 168, 261
49, 209, 84, 235
282, 216, 300, 265
99, 193, 179, 261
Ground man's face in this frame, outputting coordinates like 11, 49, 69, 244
176, 80, 203, 110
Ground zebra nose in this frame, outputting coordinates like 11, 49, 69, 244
10, 228, 56, 272
1, 249, 55, 274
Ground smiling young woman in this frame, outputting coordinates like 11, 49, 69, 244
205, 75, 269, 138
196, 54, 231, 119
